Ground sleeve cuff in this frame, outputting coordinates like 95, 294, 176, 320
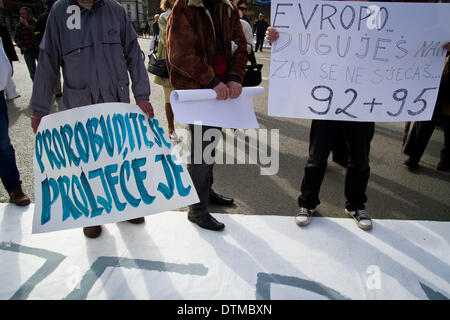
225, 74, 242, 84
207, 76, 221, 89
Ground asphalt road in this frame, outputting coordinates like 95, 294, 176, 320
2, 38, 449, 221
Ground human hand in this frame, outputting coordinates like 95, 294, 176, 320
31, 115, 42, 134
266, 27, 279, 44
443, 42, 450, 52
226, 81, 242, 99
136, 100, 154, 118
213, 82, 228, 100
20, 17, 28, 26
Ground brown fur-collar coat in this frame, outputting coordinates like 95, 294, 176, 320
166, 0, 248, 89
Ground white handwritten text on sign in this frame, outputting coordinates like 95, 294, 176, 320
269, 1, 450, 122
32, 103, 199, 234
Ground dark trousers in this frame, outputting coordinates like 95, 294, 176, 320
255, 34, 265, 52
298, 120, 375, 211
0, 91, 21, 194
23, 48, 39, 81
403, 111, 450, 166
187, 124, 221, 217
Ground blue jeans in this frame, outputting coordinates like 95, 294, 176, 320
0, 91, 21, 193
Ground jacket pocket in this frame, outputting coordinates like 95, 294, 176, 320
63, 85, 92, 108
116, 80, 130, 103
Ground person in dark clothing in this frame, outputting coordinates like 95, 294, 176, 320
152, 14, 160, 38
0, 24, 18, 65
35, 0, 62, 97
14, 6, 39, 81
267, 27, 374, 231
253, 13, 268, 52
34, 0, 56, 45
403, 47, 450, 171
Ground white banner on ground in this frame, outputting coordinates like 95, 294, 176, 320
170, 87, 264, 129
269, 1, 450, 122
32, 103, 199, 234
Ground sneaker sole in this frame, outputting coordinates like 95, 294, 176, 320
345, 209, 372, 231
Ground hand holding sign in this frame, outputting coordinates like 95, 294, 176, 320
268, 0, 450, 122
32, 103, 199, 234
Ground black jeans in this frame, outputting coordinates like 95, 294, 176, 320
255, 34, 265, 52
403, 112, 450, 165
298, 120, 375, 211
187, 124, 221, 217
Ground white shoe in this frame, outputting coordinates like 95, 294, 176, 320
295, 207, 315, 227
345, 209, 373, 230
169, 131, 181, 143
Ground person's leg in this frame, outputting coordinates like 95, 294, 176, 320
187, 124, 224, 230
0, 91, 29, 205
23, 49, 37, 81
331, 122, 348, 167
438, 115, 450, 170
298, 120, 335, 210
403, 118, 437, 167
344, 121, 374, 211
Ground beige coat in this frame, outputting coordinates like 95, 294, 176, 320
154, 10, 172, 88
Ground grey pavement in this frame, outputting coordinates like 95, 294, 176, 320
2, 38, 449, 221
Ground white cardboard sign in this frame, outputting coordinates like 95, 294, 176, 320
32, 103, 199, 233
269, 1, 450, 122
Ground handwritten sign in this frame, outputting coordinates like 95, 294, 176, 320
269, 1, 450, 121
32, 103, 199, 234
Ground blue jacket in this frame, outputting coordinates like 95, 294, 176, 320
30, 0, 150, 116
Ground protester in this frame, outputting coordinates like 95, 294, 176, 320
267, 27, 374, 231
153, 0, 180, 142
234, 0, 253, 56
14, 7, 39, 81
253, 13, 268, 52
150, 14, 160, 53
403, 43, 450, 171
0, 38, 30, 206
236, 0, 250, 24
143, 21, 150, 38
35, 0, 62, 98
29, 0, 154, 239
167, 0, 248, 231
0, 23, 20, 100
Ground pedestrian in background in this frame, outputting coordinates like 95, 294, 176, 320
253, 13, 268, 52
14, 7, 39, 81
153, 0, 180, 142
35, 0, 62, 98
0, 37, 30, 206
403, 44, 450, 171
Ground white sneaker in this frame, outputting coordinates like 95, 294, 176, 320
169, 131, 181, 143
345, 209, 373, 231
295, 207, 314, 227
